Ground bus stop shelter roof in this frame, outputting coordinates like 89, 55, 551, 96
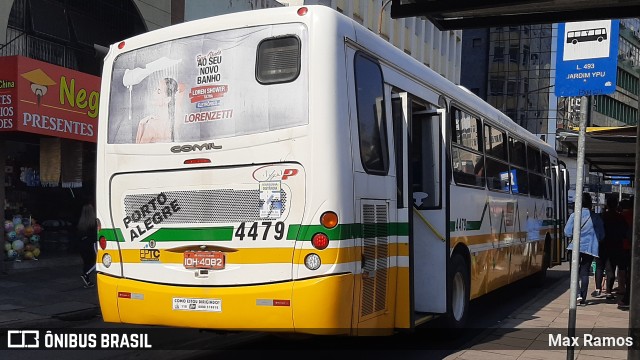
390, 0, 640, 30
556, 126, 637, 177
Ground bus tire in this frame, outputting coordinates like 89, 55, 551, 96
534, 235, 552, 287
446, 253, 470, 329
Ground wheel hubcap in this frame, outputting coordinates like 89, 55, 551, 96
452, 272, 465, 321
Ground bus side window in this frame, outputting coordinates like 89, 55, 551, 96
450, 107, 485, 188
411, 100, 440, 209
508, 136, 528, 195
484, 124, 509, 192
354, 52, 389, 175
527, 145, 545, 198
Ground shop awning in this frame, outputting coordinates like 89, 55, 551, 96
556, 126, 637, 177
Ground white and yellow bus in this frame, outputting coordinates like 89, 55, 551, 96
95, 5, 568, 336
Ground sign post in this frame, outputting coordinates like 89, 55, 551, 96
555, 19, 619, 360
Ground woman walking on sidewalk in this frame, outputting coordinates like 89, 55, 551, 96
77, 202, 98, 288
565, 192, 604, 306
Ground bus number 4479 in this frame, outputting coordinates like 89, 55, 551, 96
235, 221, 285, 240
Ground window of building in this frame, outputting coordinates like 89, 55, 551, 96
489, 76, 505, 95
509, 45, 519, 63
522, 45, 530, 66
493, 46, 504, 62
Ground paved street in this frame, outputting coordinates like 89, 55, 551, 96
0, 255, 633, 359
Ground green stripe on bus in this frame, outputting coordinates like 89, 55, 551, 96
99, 228, 125, 242
448, 221, 482, 231
104, 222, 411, 243
287, 222, 409, 241
139, 227, 234, 242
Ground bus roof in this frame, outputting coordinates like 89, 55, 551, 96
105, 5, 556, 156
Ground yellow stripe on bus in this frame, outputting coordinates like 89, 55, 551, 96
102, 244, 409, 265
99, 231, 550, 266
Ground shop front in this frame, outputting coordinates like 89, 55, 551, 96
0, 55, 100, 268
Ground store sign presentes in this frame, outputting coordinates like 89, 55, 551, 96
0, 55, 100, 142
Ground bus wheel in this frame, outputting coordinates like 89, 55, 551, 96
597, 37, 604, 42
534, 235, 552, 287
446, 253, 469, 329
572, 39, 578, 44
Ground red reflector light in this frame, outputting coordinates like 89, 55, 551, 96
184, 158, 211, 164
118, 292, 131, 298
311, 233, 329, 250
297, 7, 308, 16
118, 41, 125, 49
99, 236, 107, 250
273, 300, 291, 306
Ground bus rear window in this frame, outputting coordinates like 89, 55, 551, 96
107, 24, 308, 144
256, 36, 301, 84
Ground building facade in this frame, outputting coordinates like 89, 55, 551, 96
0, 0, 172, 268
461, 19, 640, 208
461, 25, 555, 139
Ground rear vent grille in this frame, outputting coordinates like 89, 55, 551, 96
360, 202, 389, 318
124, 189, 287, 223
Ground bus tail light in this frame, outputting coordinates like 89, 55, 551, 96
297, 7, 308, 16
99, 236, 107, 250
184, 158, 211, 164
102, 253, 112, 268
304, 253, 321, 270
320, 211, 338, 229
311, 233, 329, 250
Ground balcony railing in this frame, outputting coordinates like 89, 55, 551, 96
1, 27, 80, 71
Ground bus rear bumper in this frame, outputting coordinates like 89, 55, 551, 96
97, 273, 354, 334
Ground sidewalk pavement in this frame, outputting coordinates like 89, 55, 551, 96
0, 255, 633, 359
446, 261, 632, 360
0, 253, 99, 328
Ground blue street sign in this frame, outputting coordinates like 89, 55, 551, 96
555, 20, 619, 97
612, 180, 630, 185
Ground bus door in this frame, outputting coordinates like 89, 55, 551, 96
401, 94, 448, 316
558, 164, 569, 262
551, 163, 561, 266
346, 47, 397, 334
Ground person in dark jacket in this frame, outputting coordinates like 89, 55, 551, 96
565, 193, 605, 305
595, 195, 628, 298
77, 203, 97, 288
618, 198, 633, 309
